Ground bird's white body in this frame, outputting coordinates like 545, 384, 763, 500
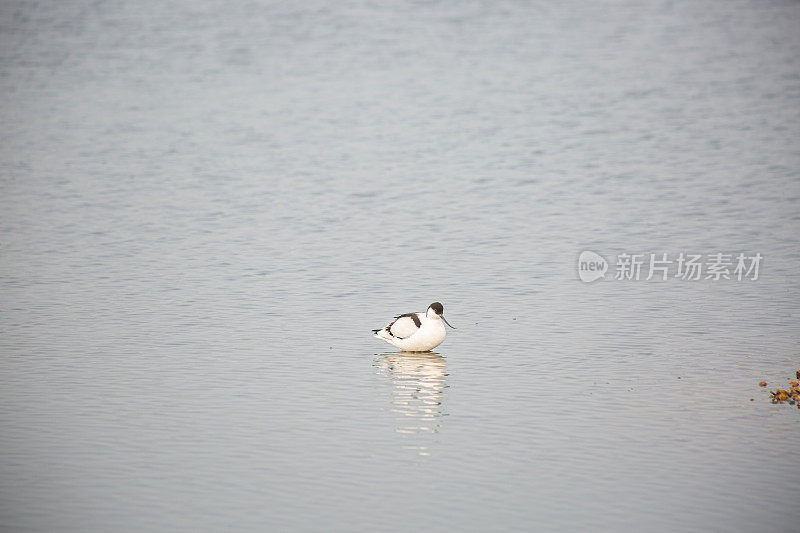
373, 303, 453, 352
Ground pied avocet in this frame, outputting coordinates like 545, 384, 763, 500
372, 302, 456, 352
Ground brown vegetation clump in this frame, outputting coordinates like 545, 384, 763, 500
768, 371, 800, 407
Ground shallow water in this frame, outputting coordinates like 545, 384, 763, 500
1, 0, 799, 531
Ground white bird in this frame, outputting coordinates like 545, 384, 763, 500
372, 302, 456, 352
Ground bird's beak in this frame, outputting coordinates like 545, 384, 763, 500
441, 315, 456, 329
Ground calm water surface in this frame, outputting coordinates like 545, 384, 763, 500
1, 0, 799, 531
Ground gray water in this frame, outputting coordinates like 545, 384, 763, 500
1, 0, 799, 531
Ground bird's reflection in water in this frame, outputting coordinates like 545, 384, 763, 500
375, 352, 448, 447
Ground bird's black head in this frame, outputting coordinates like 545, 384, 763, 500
428, 302, 455, 329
